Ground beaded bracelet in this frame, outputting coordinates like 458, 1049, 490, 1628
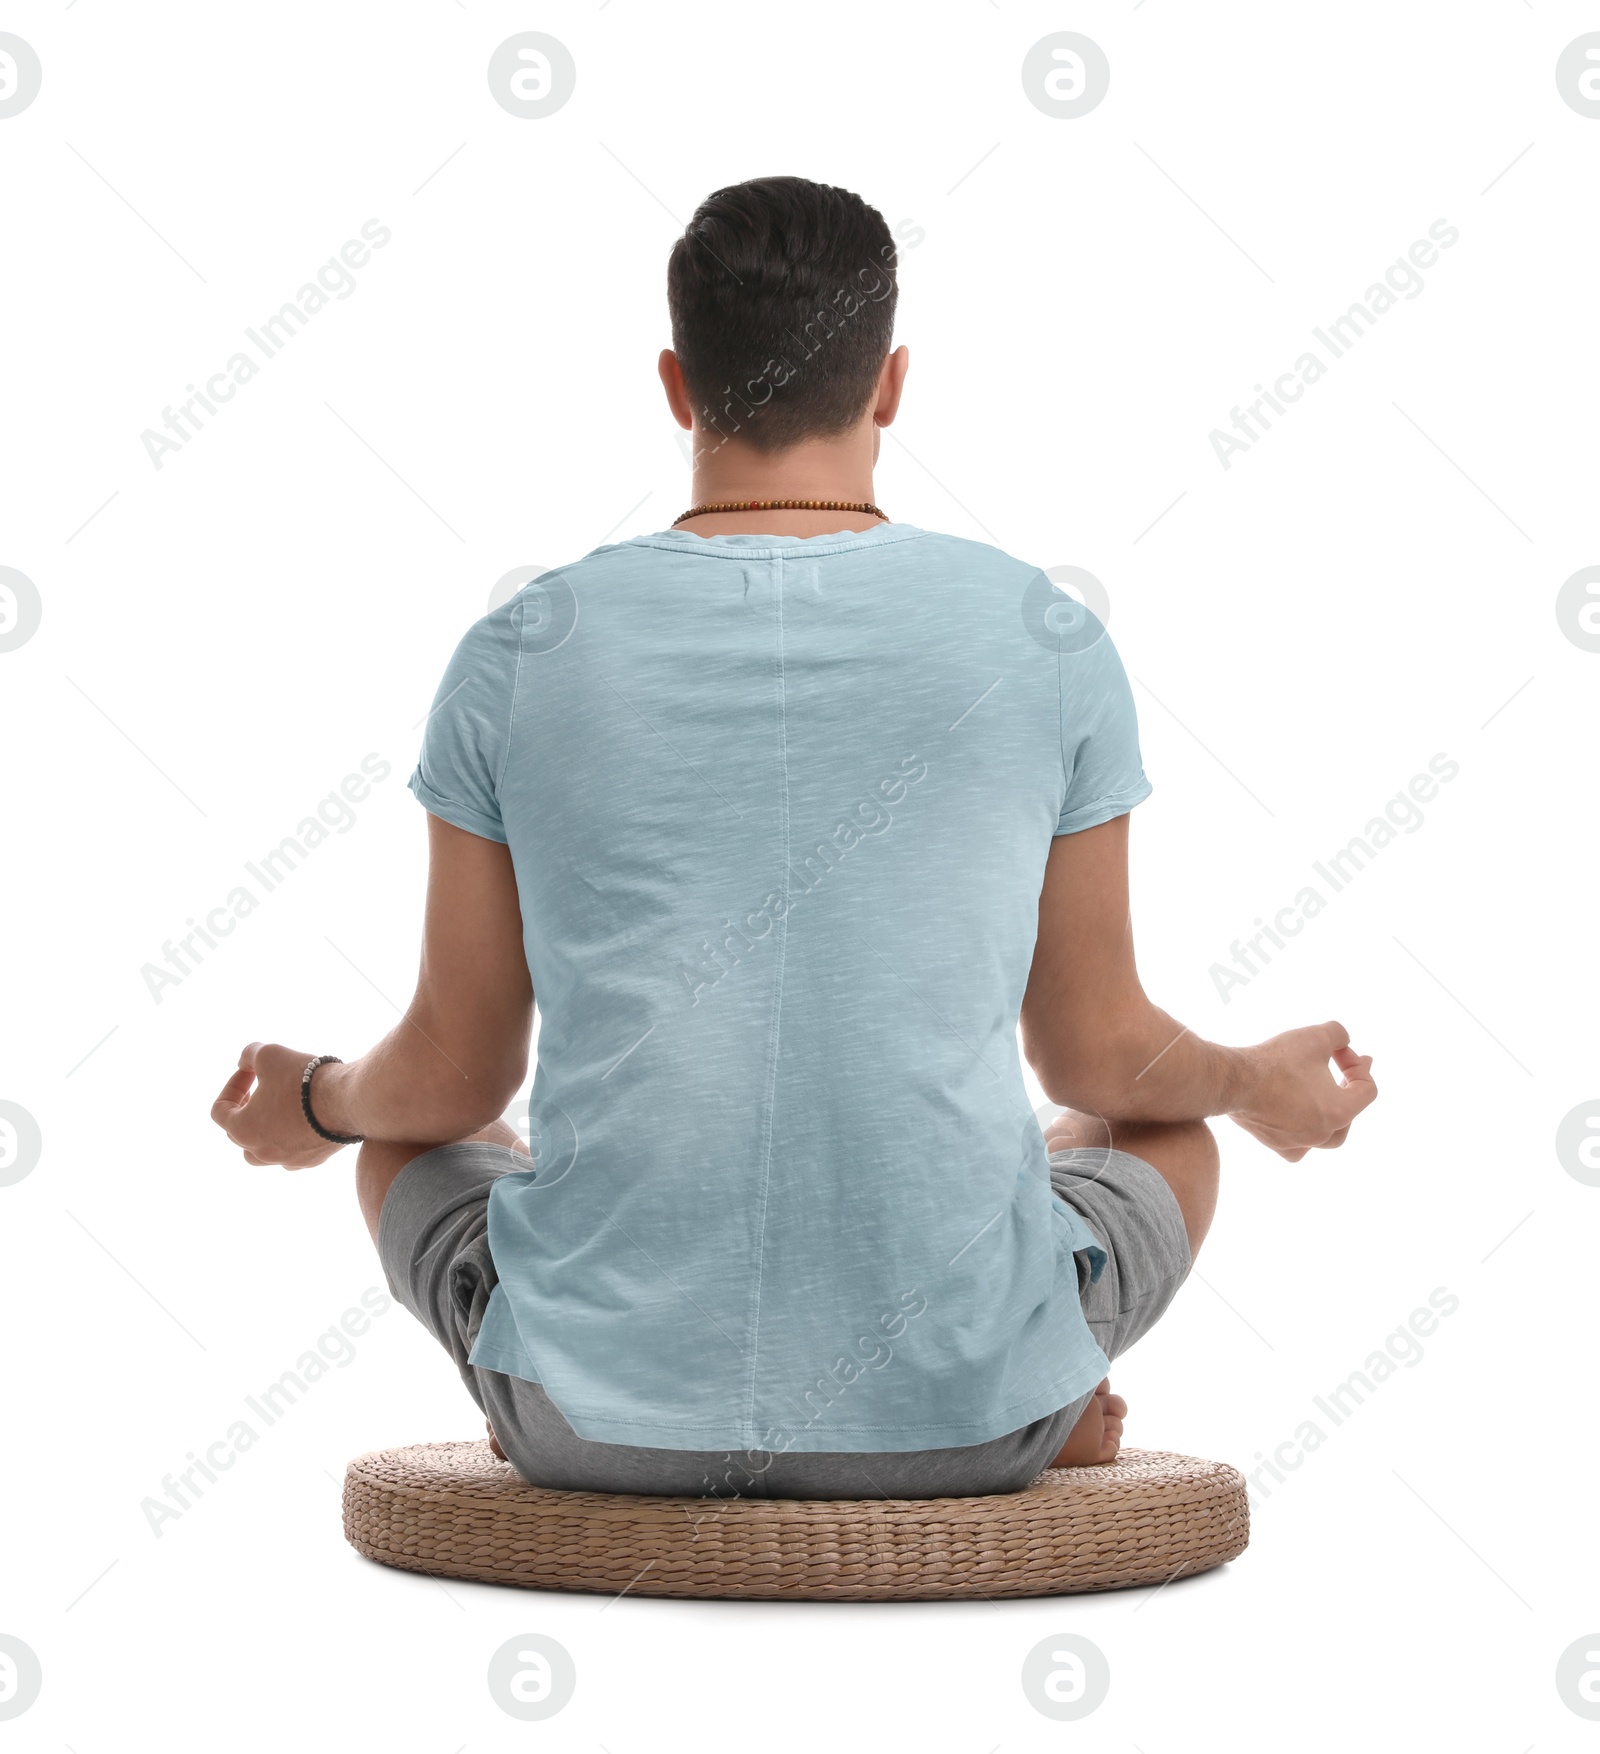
301, 1054, 364, 1145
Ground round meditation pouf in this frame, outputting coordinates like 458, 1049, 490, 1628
342, 1441, 1249, 1601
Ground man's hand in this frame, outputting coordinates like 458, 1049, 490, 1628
1225, 1021, 1377, 1161
211, 1042, 346, 1170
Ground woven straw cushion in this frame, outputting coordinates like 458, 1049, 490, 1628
343, 1441, 1248, 1600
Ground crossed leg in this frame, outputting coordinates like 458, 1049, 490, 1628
1043, 1112, 1220, 1467
354, 1119, 529, 1245
355, 1120, 530, 1460
355, 1113, 1218, 1475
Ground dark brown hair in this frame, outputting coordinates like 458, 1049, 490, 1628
667, 176, 899, 452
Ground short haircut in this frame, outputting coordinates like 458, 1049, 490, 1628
667, 176, 899, 452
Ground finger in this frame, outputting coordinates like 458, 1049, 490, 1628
239, 1041, 265, 1072
212, 1064, 256, 1114
242, 1150, 268, 1166
1323, 1059, 1377, 1128
1339, 1068, 1379, 1116
209, 1092, 246, 1133
1317, 1019, 1352, 1055
1278, 1145, 1309, 1163
1332, 1048, 1374, 1083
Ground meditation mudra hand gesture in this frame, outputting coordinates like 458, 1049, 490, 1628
211, 1043, 350, 1171
212, 810, 533, 1190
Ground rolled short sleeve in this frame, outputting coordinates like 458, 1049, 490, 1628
1056, 620, 1153, 835
407, 602, 522, 844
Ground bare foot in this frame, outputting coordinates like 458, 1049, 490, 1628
485, 1418, 508, 1462
1047, 1378, 1127, 1468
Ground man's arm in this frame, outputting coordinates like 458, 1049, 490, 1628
212, 814, 534, 1167
1018, 813, 1376, 1161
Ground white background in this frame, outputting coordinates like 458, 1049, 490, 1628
1, 2, 1596, 1748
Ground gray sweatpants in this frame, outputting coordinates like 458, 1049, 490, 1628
378, 1142, 1192, 1498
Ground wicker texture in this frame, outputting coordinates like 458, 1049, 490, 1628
343, 1441, 1248, 1600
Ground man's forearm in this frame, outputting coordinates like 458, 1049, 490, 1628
310, 1015, 522, 1145
1096, 1013, 1248, 1125
1032, 998, 1249, 1126
1031, 999, 1376, 1161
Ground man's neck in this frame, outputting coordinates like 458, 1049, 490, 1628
674, 426, 885, 538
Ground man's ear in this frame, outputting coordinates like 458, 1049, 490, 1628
873, 345, 910, 428
659, 349, 694, 430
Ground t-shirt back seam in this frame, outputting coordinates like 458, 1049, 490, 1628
742, 553, 790, 1431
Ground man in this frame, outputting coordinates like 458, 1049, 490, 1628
213, 176, 1375, 1498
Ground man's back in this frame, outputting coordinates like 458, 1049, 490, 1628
216, 173, 1374, 1497
411, 520, 1151, 1451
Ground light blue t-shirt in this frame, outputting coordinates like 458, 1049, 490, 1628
409, 521, 1151, 1452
